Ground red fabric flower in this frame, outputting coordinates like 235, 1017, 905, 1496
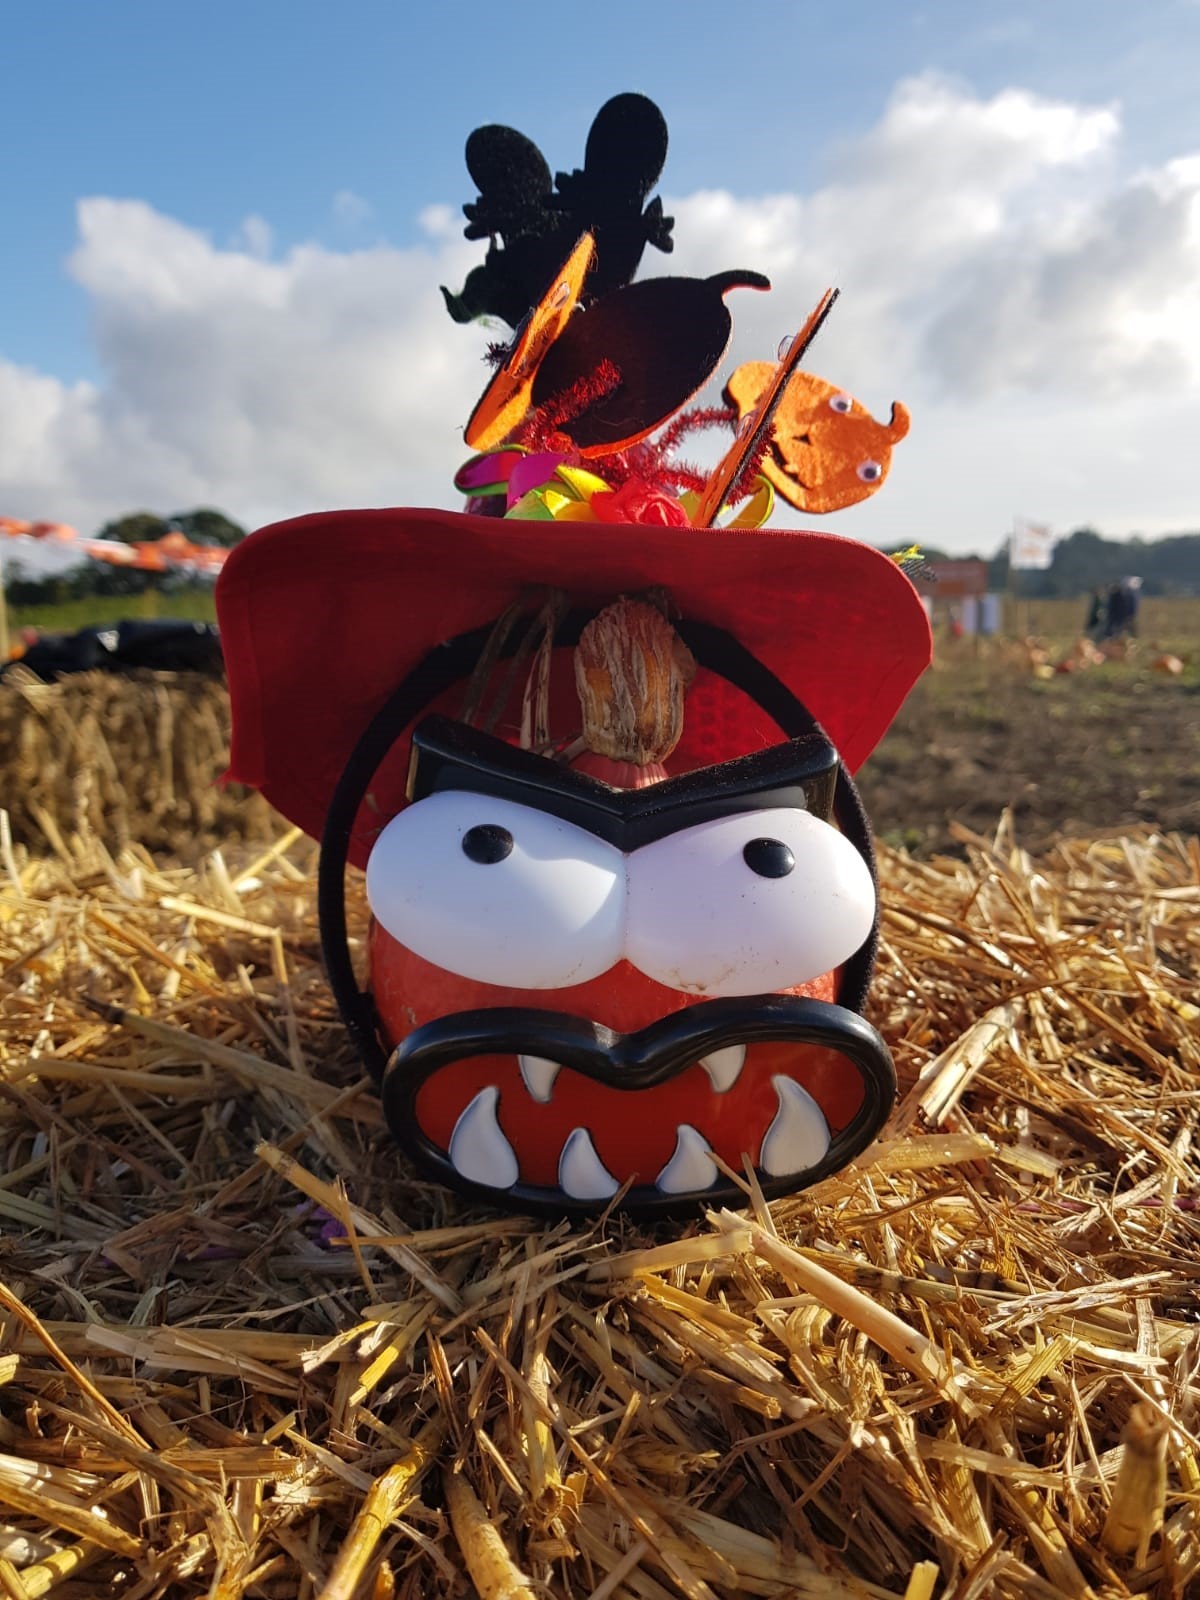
590, 478, 690, 528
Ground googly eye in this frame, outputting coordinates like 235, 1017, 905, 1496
462, 824, 513, 864
742, 837, 795, 878
856, 460, 882, 483
626, 810, 876, 998
367, 793, 624, 990
828, 393, 853, 414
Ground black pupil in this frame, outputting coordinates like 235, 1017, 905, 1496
462, 824, 514, 864
743, 837, 795, 878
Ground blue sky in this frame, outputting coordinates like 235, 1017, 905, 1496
4, 0, 1200, 553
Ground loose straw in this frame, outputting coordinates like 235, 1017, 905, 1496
1101, 1402, 1169, 1566
708, 1211, 975, 1413
444, 1469, 538, 1600
319, 1419, 443, 1600
1, 804, 1197, 1598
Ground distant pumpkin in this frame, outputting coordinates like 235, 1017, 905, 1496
725, 366, 910, 513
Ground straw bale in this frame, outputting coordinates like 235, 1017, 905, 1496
0, 808, 1197, 1598
0, 671, 274, 858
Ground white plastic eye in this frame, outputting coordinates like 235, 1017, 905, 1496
625, 809, 876, 997
828, 392, 853, 414
857, 460, 883, 482
366, 792, 624, 989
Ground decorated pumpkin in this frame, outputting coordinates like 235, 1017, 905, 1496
217, 95, 931, 1217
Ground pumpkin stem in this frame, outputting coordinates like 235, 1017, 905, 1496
573, 598, 696, 779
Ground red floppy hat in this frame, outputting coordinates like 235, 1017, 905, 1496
217, 505, 931, 869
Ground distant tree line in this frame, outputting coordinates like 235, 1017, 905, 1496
994, 528, 1200, 597
9, 512, 1199, 607
889, 528, 1200, 597
4, 508, 247, 605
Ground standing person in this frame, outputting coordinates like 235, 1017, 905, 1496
1104, 580, 1129, 640
1084, 587, 1107, 641
1122, 576, 1142, 638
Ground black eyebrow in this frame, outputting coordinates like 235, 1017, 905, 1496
408, 714, 837, 851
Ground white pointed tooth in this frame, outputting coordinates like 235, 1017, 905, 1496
448, 1087, 518, 1189
759, 1075, 830, 1177
699, 1043, 746, 1093
656, 1124, 719, 1195
558, 1128, 619, 1201
518, 1054, 560, 1104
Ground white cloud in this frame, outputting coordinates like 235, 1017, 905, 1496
418, 203, 460, 241
1, 73, 1198, 553
0, 198, 487, 534
332, 190, 373, 227
663, 73, 1200, 546
662, 72, 1192, 393
232, 214, 273, 259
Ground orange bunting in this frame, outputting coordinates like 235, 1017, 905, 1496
0, 518, 228, 574
0, 517, 80, 542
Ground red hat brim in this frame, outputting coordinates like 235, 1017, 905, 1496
217, 508, 931, 866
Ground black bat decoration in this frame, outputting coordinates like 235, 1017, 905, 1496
551, 92, 674, 300
441, 93, 676, 329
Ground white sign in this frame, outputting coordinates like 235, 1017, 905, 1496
1011, 517, 1055, 571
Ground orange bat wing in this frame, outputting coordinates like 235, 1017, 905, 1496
464, 232, 596, 451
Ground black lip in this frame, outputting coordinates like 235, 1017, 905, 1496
381, 995, 895, 1219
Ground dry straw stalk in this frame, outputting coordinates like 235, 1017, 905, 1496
0, 786, 1197, 1597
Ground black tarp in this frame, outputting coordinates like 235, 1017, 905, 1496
2, 620, 223, 682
